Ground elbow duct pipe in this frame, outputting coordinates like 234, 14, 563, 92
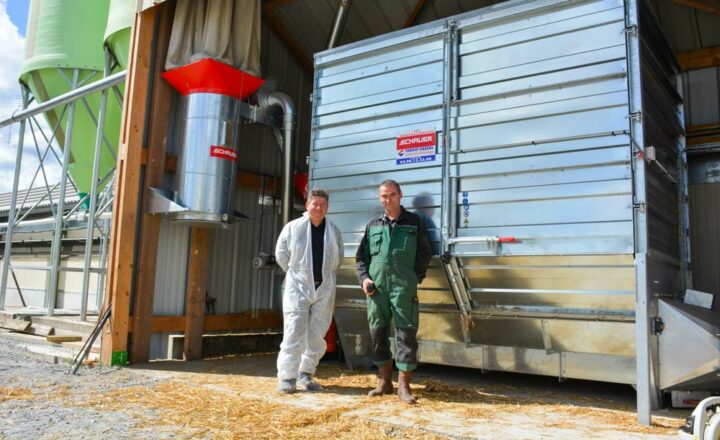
264, 92, 295, 225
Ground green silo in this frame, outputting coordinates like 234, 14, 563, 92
20, 0, 121, 197
104, 0, 134, 70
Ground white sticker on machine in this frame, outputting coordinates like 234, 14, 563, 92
396, 130, 437, 165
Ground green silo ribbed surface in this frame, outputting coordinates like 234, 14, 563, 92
105, 0, 134, 69
20, 0, 121, 196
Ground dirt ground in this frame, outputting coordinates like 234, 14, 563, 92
0, 329, 686, 439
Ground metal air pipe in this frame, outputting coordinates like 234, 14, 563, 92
264, 92, 295, 226
326, 0, 353, 50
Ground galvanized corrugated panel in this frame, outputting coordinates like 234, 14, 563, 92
206, 187, 281, 314
153, 219, 189, 316
454, 0, 633, 256
150, 219, 188, 360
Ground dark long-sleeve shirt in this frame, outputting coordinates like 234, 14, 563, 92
311, 219, 325, 286
355, 206, 433, 286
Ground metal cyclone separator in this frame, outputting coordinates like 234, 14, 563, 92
150, 58, 264, 225
147, 0, 296, 227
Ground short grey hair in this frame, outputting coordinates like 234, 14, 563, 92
379, 179, 402, 193
308, 188, 329, 201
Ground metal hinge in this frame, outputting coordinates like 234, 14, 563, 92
651, 317, 664, 335
625, 24, 638, 37
629, 111, 642, 122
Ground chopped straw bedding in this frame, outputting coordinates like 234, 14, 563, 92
1, 359, 681, 439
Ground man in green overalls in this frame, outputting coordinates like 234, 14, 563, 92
356, 180, 432, 404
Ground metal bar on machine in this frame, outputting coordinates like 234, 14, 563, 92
47, 69, 80, 317
80, 51, 113, 322
0, 70, 126, 129
0, 88, 29, 309
440, 22, 456, 254
625, 0, 653, 426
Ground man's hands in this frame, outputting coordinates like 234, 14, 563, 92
362, 279, 375, 296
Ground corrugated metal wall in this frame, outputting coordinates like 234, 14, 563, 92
149, 22, 311, 359
640, 8, 686, 297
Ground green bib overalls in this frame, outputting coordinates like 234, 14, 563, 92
367, 224, 420, 372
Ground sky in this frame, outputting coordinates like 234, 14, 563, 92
0, 0, 62, 194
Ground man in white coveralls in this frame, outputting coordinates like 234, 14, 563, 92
275, 189, 344, 393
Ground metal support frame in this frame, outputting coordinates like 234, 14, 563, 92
46, 69, 80, 316
79, 50, 113, 321
0, 64, 125, 317
676, 76, 692, 291
0, 88, 30, 309
625, 0, 653, 426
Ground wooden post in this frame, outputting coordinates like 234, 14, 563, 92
101, 7, 157, 366
183, 227, 212, 360
130, 1, 174, 364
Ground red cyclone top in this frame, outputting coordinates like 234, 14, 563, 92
161, 58, 265, 100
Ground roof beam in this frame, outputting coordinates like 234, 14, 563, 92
676, 45, 720, 70
404, 0, 427, 28
671, 0, 720, 15
262, 0, 313, 75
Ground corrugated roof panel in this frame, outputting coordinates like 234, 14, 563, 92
0, 180, 79, 214
649, 0, 720, 53
274, 0, 333, 58
696, 11, 720, 47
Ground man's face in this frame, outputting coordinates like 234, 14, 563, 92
379, 184, 402, 213
306, 196, 328, 223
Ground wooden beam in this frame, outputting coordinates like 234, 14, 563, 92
130, 1, 174, 364
676, 45, 720, 71
403, 0, 426, 28
183, 227, 212, 360
128, 311, 283, 333
101, 6, 157, 367
263, 4, 313, 75
671, 0, 720, 15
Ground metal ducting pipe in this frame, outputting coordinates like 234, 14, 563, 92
264, 92, 295, 225
326, 0, 353, 50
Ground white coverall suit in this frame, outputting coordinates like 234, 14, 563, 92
275, 213, 344, 380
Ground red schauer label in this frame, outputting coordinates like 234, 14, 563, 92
396, 131, 436, 149
210, 145, 237, 161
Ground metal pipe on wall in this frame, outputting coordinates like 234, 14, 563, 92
326, 0, 353, 50
264, 92, 295, 226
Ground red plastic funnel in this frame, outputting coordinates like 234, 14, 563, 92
162, 58, 265, 100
